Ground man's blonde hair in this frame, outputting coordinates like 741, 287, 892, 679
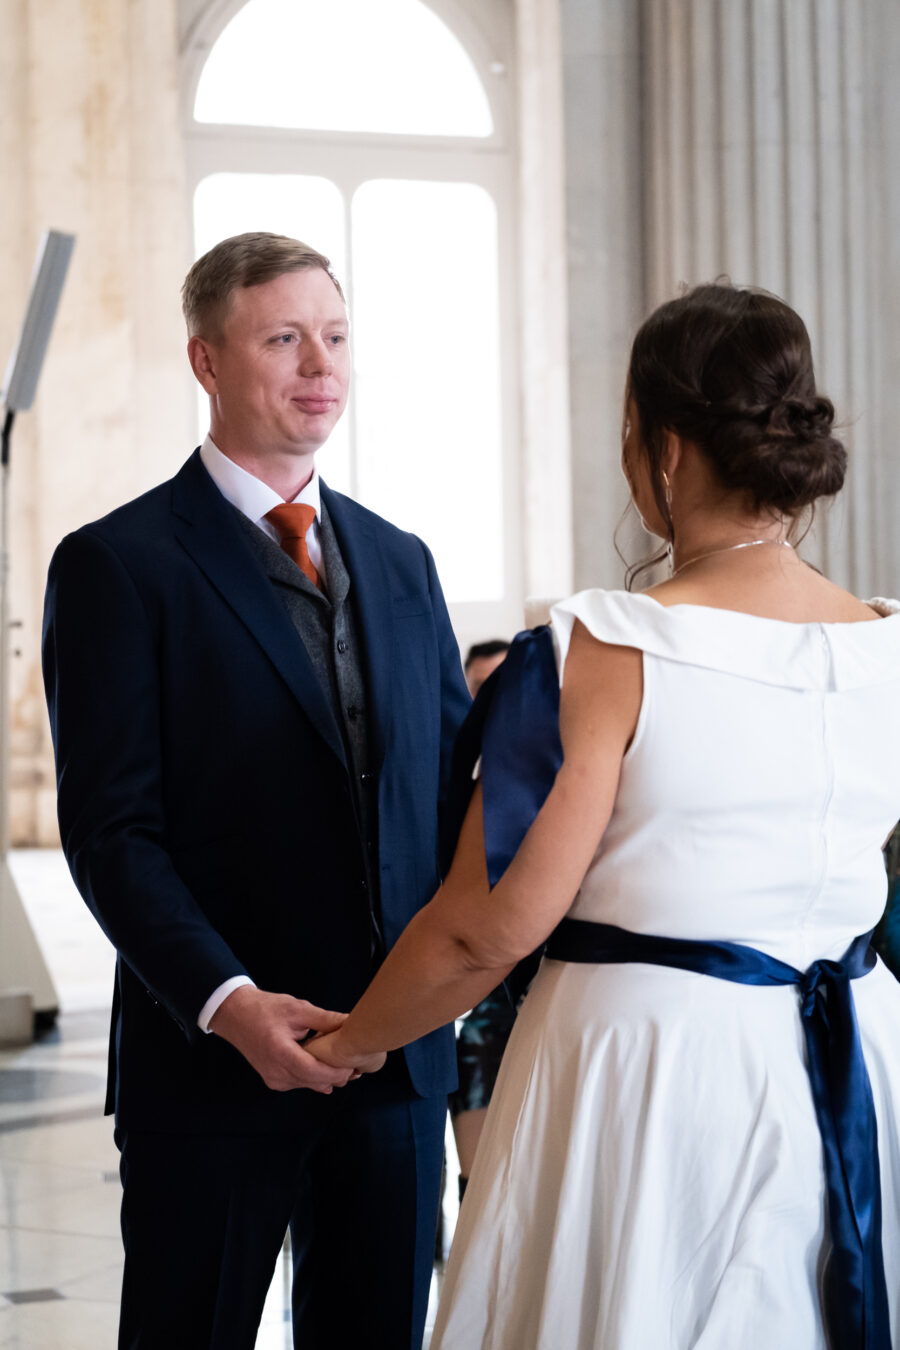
181, 232, 345, 339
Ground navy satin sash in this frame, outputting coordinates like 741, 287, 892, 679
449, 623, 892, 1349
544, 921, 891, 1349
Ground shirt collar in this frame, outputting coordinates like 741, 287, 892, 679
199, 436, 321, 526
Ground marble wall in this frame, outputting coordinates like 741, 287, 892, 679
0, 0, 191, 844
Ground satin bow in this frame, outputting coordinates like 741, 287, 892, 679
439, 624, 563, 889
438, 625, 563, 1004
544, 920, 890, 1350
480, 625, 564, 887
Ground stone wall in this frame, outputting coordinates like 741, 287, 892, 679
0, 0, 190, 844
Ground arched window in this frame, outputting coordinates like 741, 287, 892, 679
183, 0, 520, 633
194, 0, 492, 137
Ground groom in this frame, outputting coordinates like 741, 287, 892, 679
42, 232, 470, 1349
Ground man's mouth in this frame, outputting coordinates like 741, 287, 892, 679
292, 397, 336, 414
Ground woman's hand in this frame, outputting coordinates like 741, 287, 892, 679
306, 1028, 387, 1076
209, 987, 359, 1093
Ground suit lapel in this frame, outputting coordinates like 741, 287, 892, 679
171, 453, 348, 770
321, 482, 394, 773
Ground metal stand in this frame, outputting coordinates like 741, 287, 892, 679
0, 409, 59, 1042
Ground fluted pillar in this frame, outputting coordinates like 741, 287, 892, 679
643, 0, 886, 594
516, 0, 574, 605
558, 0, 646, 593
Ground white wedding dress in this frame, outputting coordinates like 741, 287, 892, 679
432, 589, 900, 1350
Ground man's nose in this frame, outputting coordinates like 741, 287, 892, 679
299, 338, 332, 377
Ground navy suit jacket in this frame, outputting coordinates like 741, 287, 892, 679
42, 451, 470, 1132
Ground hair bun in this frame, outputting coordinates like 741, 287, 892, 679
627, 283, 850, 522
765, 394, 834, 444
716, 409, 847, 512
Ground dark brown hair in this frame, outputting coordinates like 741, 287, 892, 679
464, 639, 510, 671
181, 232, 345, 339
624, 283, 846, 581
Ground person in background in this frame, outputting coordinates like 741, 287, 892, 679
463, 639, 510, 696
447, 639, 514, 1207
42, 231, 469, 1350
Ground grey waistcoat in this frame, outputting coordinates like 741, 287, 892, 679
232, 503, 383, 952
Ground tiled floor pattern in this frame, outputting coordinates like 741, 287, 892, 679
0, 850, 458, 1348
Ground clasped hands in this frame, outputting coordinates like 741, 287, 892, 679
209, 985, 385, 1093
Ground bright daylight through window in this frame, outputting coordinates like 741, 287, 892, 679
191, 0, 507, 604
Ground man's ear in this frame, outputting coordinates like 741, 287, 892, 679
187, 336, 218, 394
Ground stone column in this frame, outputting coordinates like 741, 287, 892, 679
0, 0, 191, 844
559, 0, 647, 593
866, 0, 900, 602
642, 0, 889, 594
516, 0, 574, 607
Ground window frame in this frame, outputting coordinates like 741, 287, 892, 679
181, 0, 522, 642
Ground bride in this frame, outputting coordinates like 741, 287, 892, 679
311, 283, 900, 1349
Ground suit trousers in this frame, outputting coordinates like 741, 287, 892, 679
115, 1055, 446, 1350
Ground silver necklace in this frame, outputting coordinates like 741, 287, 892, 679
671, 538, 793, 579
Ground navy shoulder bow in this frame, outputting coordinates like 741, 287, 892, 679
439, 625, 563, 1000
440, 624, 563, 885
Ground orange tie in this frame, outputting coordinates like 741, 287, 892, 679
265, 503, 322, 590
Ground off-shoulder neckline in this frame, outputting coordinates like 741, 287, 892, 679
549, 590, 900, 692
633, 591, 899, 627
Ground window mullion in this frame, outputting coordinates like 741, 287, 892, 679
343, 188, 360, 502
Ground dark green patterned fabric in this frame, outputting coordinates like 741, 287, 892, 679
449, 986, 518, 1117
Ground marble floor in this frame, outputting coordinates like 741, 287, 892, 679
0, 850, 458, 1348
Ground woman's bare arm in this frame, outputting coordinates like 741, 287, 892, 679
309, 622, 642, 1070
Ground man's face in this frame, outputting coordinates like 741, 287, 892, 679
193, 268, 350, 462
466, 650, 507, 697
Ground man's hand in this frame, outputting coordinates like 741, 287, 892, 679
209, 985, 356, 1093
306, 1027, 387, 1077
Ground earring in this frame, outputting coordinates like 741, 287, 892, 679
661, 471, 675, 569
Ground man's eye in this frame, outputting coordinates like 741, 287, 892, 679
273, 333, 296, 344
329, 334, 346, 346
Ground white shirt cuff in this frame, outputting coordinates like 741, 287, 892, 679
197, 975, 256, 1033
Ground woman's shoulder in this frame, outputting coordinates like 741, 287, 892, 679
550, 585, 680, 647
547, 586, 900, 691
550, 587, 658, 634
548, 588, 672, 684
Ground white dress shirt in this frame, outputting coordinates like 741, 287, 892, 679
199, 435, 327, 585
195, 435, 326, 1031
